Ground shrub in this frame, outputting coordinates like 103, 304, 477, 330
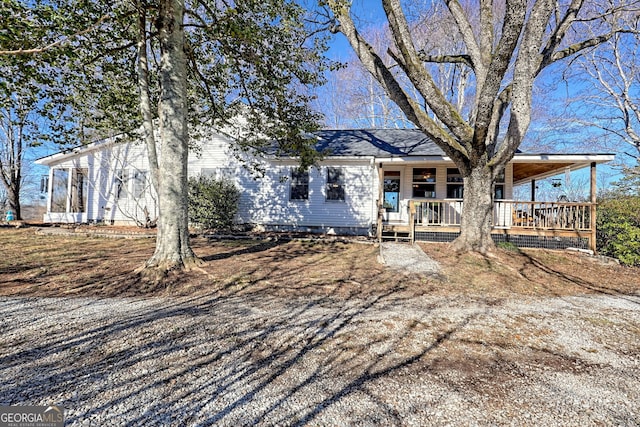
188, 175, 240, 231
597, 196, 640, 266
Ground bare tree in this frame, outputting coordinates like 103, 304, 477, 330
327, 0, 639, 253
564, 16, 640, 160
317, 26, 414, 128
0, 105, 25, 220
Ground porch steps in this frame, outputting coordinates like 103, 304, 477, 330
381, 229, 412, 242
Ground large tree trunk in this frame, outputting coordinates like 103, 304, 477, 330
6, 182, 21, 220
452, 165, 495, 254
140, 0, 199, 276
1, 124, 23, 221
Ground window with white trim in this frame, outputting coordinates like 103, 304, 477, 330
412, 167, 436, 198
50, 169, 68, 213
326, 167, 345, 201
446, 168, 464, 199
200, 167, 233, 180
494, 169, 505, 199
132, 170, 147, 199
290, 169, 309, 200
71, 168, 88, 213
115, 169, 128, 199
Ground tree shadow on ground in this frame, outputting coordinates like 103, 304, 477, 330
1, 230, 639, 424
0, 279, 477, 425
3, 278, 637, 425
517, 251, 640, 305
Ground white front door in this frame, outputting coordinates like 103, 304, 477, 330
383, 170, 402, 222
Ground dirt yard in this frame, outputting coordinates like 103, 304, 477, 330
0, 226, 638, 300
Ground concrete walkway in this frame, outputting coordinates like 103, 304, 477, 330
379, 242, 441, 274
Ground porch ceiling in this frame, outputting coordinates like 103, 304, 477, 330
512, 162, 574, 184
511, 153, 615, 185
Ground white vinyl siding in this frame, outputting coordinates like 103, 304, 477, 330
39, 131, 515, 231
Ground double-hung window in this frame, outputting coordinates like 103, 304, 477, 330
446, 168, 464, 199
132, 170, 147, 199
412, 168, 436, 198
115, 169, 128, 200
326, 168, 345, 201
494, 169, 505, 199
71, 168, 88, 213
290, 169, 309, 200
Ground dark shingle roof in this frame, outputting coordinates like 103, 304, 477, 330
314, 129, 445, 157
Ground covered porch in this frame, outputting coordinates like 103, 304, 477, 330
378, 154, 615, 252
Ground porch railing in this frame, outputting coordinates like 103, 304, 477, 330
504, 201, 592, 230
409, 199, 593, 231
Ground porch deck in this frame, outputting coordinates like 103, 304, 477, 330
380, 199, 597, 250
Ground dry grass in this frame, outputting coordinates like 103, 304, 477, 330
0, 226, 638, 301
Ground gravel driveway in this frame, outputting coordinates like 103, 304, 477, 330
1, 292, 638, 426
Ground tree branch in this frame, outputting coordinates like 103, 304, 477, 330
0, 15, 111, 56
543, 30, 640, 71
382, 0, 473, 143
472, 0, 527, 151
494, 0, 554, 167
444, 0, 481, 69
479, 0, 494, 65
327, 0, 469, 162
539, 0, 584, 67
417, 52, 473, 68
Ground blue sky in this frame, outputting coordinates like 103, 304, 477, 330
324, 0, 387, 60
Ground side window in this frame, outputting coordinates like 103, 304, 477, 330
201, 168, 233, 180
326, 167, 345, 201
446, 168, 464, 199
132, 170, 147, 198
51, 169, 69, 213
200, 168, 216, 178
412, 167, 436, 198
71, 168, 88, 213
290, 169, 309, 200
115, 169, 128, 199
494, 169, 505, 200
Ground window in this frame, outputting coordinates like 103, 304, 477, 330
494, 169, 505, 200
132, 170, 147, 198
326, 167, 345, 201
201, 168, 233, 180
115, 169, 128, 199
71, 168, 88, 213
40, 175, 49, 194
446, 168, 464, 199
51, 169, 69, 213
412, 168, 436, 198
290, 169, 309, 200
200, 168, 216, 178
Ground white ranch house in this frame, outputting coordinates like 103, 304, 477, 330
36, 129, 613, 250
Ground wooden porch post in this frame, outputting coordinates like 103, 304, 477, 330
377, 164, 383, 243
590, 162, 597, 253
409, 200, 416, 243
531, 179, 536, 202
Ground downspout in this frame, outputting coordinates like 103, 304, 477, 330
46, 168, 53, 214
66, 167, 73, 218
377, 162, 383, 243
590, 162, 597, 253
